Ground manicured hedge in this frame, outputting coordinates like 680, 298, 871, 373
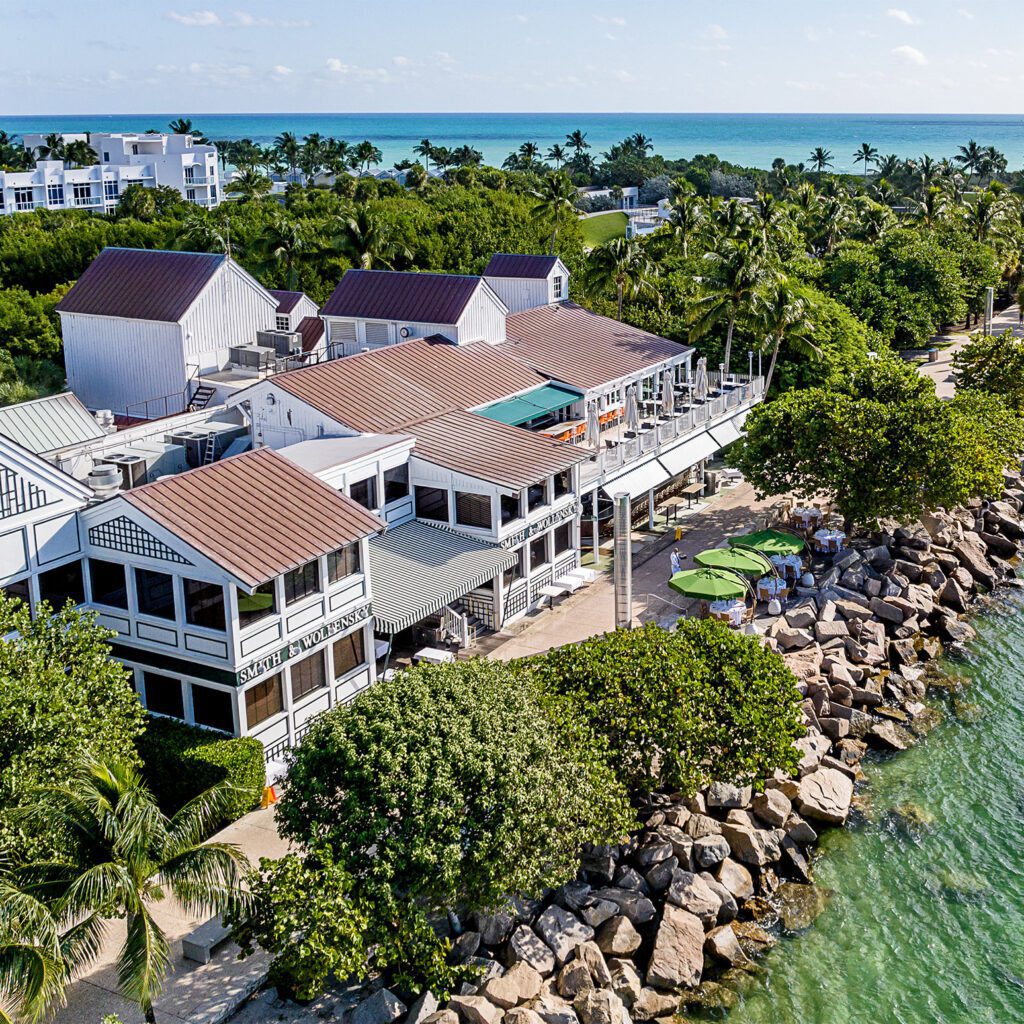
136, 717, 264, 829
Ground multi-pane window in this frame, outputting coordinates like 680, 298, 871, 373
349, 476, 376, 510
88, 558, 128, 609
237, 581, 276, 628
184, 578, 226, 631
144, 673, 184, 719
2, 577, 31, 613
500, 493, 521, 525
333, 631, 365, 679
456, 492, 491, 529
186, 188, 197, 203
327, 544, 360, 584
38, 561, 85, 609
527, 482, 547, 513
290, 650, 327, 702
72, 183, 93, 206
245, 673, 283, 728
554, 523, 573, 554
46, 182, 64, 206
553, 275, 564, 300
14, 187, 34, 211
104, 180, 119, 201
530, 535, 549, 571
284, 559, 320, 605
135, 568, 175, 619
503, 547, 526, 588
383, 464, 409, 503
415, 486, 448, 523
276, 315, 290, 331
191, 684, 234, 733
554, 471, 572, 499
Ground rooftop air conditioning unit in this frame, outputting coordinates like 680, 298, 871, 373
256, 330, 302, 357
96, 452, 148, 490
229, 344, 269, 369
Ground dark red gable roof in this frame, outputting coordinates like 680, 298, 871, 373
56, 248, 227, 322
320, 269, 487, 324
268, 289, 306, 314
297, 315, 325, 352
484, 253, 560, 279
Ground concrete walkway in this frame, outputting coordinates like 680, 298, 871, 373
54, 805, 290, 1024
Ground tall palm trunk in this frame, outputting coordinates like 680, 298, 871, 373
722, 314, 736, 376
764, 332, 782, 394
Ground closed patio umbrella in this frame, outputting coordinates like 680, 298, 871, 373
625, 386, 640, 432
695, 547, 774, 576
585, 402, 601, 447
694, 358, 709, 403
668, 568, 747, 601
661, 371, 675, 416
729, 528, 805, 556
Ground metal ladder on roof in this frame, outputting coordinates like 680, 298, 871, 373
202, 434, 217, 465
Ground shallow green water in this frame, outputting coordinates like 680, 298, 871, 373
727, 589, 1024, 1024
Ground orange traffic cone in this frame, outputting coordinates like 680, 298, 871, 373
260, 785, 278, 809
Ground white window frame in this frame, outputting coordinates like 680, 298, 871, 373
275, 314, 290, 331
72, 182, 93, 207
552, 275, 564, 300
46, 182, 64, 207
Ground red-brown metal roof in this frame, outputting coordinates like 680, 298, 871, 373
320, 269, 490, 324
56, 248, 226, 322
268, 289, 306, 314
484, 253, 560, 279
297, 315, 325, 352
501, 302, 692, 391
268, 338, 546, 432
405, 409, 587, 489
121, 447, 384, 588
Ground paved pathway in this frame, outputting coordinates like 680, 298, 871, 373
54, 805, 290, 1024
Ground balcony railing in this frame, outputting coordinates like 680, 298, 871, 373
578, 374, 764, 487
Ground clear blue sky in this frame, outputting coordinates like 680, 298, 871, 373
5, 0, 1021, 115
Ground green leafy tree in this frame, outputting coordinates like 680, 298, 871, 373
0, 597, 146, 859
16, 759, 248, 1024
277, 658, 631, 915
534, 620, 804, 795
225, 169, 272, 203
953, 330, 1024, 412
530, 171, 579, 254
584, 236, 659, 320
853, 142, 878, 180
752, 279, 818, 393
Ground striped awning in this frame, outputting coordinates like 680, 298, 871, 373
369, 520, 517, 634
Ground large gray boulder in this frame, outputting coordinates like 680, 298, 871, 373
574, 941, 612, 988
573, 990, 627, 1024
797, 768, 854, 825
666, 870, 721, 926
692, 834, 730, 869
704, 924, 750, 967
706, 781, 752, 809
352, 990, 408, 1024
590, 887, 656, 925
719, 823, 782, 867
535, 907, 594, 965
646, 904, 704, 990
505, 924, 556, 975
595, 915, 641, 956
752, 788, 791, 828
631, 988, 679, 1021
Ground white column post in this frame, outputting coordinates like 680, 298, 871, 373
591, 489, 601, 567
648, 486, 656, 530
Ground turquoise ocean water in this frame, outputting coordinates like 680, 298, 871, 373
3, 113, 1024, 172
727, 587, 1024, 1024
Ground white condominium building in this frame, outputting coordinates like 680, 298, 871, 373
0, 132, 220, 216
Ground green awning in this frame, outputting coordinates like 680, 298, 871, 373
478, 384, 583, 426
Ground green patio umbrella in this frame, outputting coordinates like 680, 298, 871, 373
729, 529, 805, 556
668, 568, 748, 601
695, 547, 774, 576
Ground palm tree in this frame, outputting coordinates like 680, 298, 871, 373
913, 185, 948, 228
255, 214, 318, 288
753, 280, 817, 394
625, 133, 654, 156
35, 133, 67, 165
584, 237, 659, 321
274, 131, 300, 180
518, 141, 541, 171
354, 140, 382, 172
413, 138, 433, 173
955, 140, 984, 185
712, 197, 751, 240
856, 197, 895, 242
815, 193, 853, 254
664, 190, 705, 257
333, 208, 412, 270
225, 169, 272, 202
876, 153, 902, 180
964, 188, 1007, 243
168, 118, 204, 141
15, 759, 248, 1024
299, 133, 325, 179
753, 192, 787, 247
566, 130, 590, 159
530, 172, 579, 254
64, 140, 97, 168
323, 138, 352, 178
452, 145, 483, 167
546, 144, 567, 169
853, 143, 878, 181
808, 147, 833, 181
917, 154, 939, 191
692, 239, 778, 374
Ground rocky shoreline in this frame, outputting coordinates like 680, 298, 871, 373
335, 471, 1024, 1024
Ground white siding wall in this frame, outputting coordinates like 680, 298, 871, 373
180, 262, 279, 372
62, 314, 187, 415
239, 382, 355, 449
483, 277, 551, 314
455, 288, 507, 345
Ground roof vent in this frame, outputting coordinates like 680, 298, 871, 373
86, 464, 121, 499
94, 409, 117, 433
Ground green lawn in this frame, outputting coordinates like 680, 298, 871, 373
580, 211, 628, 247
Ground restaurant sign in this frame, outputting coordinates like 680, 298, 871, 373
237, 602, 372, 685
501, 502, 579, 549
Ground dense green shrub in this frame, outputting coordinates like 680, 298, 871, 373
136, 717, 263, 828
532, 620, 804, 795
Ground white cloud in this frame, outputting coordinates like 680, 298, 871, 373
887, 9, 919, 25
393, 55, 411, 66
168, 9, 221, 26
704, 23, 729, 40
957, 7, 974, 18
593, 15, 626, 25
613, 69, 633, 82
324, 58, 389, 82
893, 44, 928, 65
272, 64, 292, 76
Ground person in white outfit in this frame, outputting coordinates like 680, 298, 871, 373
670, 548, 682, 575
